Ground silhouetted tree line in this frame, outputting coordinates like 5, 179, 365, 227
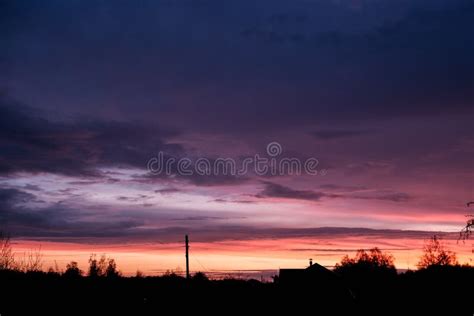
1, 233, 473, 315
60, 254, 121, 279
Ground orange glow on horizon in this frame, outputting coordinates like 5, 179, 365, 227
11, 236, 473, 277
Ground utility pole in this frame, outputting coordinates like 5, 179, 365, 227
185, 234, 190, 279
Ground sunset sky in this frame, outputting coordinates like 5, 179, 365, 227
1, 0, 473, 276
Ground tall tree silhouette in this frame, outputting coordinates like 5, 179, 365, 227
88, 254, 107, 277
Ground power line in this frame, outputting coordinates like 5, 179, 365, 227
193, 256, 209, 273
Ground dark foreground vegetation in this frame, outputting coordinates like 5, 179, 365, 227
1, 236, 473, 315
1, 265, 473, 315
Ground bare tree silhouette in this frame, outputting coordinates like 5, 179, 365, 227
0, 233, 15, 270
1, 233, 44, 272
17, 247, 43, 272
417, 235, 458, 269
459, 202, 474, 242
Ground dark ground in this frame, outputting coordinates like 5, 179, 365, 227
0, 266, 473, 315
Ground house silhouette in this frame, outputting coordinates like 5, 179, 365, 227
279, 259, 340, 286
278, 259, 355, 306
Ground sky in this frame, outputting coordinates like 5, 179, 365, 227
1, 0, 473, 275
